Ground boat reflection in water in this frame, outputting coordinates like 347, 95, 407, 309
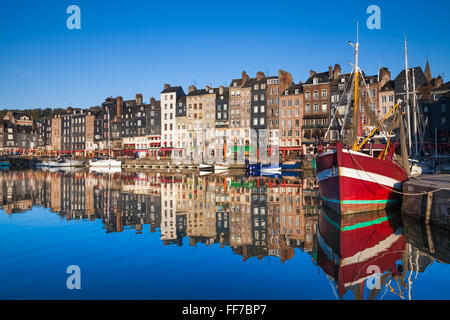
315, 205, 448, 300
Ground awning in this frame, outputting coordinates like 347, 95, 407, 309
280, 146, 302, 150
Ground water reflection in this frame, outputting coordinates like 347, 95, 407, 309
0, 169, 448, 299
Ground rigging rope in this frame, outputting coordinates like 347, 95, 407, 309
347, 151, 450, 196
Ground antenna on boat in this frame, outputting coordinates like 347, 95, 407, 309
404, 34, 412, 155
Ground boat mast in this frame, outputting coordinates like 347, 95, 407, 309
412, 68, 419, 157
351, 22, 360, 151
404, 36, 412, 155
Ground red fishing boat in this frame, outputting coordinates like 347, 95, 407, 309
316, 31, 410, 215
316, 208, 405, 299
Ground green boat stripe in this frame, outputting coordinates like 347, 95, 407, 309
321, 196, 399, 205
342, 214, 398, 231
321, 206, 399, 231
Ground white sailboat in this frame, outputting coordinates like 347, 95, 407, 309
403, 37, 434, 176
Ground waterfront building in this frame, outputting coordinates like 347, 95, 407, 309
186, 86, 209, 161
302, 69, 332, 155
214, 86, 229, 161
60, 108, 86, 157
267, 70, 293, 160
51, 115, 62, 155
229, 72, 254, 160
160, 84, 185, 158
37, 117, 52, 155
175, 95, 188, 159
377, 68, 396, 119
85, 109, 98, 156
421, 81, 450, 146
278, 82, 304, 160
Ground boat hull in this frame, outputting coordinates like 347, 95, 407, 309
316, 142, 408, 215
316, 207, 405, 297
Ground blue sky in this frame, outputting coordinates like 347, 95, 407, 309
0, 0, 449, 109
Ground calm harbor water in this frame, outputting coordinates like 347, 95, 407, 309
0, 168, 448, 300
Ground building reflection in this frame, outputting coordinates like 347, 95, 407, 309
0, 169, 319, 261
0, 169, 447, 300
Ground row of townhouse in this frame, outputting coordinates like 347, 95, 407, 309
1, 59, 448, 159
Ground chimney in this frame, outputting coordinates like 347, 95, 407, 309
136, 93, 143, 105
219, 85, 224, 95
256, 71, 265, 81
310, 70, 316, 77
150, 97, 156, 104
435, 75, 443, 88
378, 67, 391, 88
241, 71, 249, 86
188, 85, 197, 93
328, 66, 333, 79
205, 85, 211, 92
164, 83, 170, 90
333, 64, 341, 80
278, 70, 293, 92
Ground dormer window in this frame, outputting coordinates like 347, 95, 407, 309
233, 83, 237, 87
341, 78, 346, 83
313, 78, 319, 84
295, 89, 299, 94
285, 90, 288, 95
254, 85, 259, 90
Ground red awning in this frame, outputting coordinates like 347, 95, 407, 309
280, 146, 302, 150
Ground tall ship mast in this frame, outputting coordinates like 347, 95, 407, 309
316, 26, 410, 215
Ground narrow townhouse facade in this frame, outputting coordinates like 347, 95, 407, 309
51, 115, 62, 155
122, 94, 153, 158
85, 111, 96, 156
229, 71, 254, 160
215, 86, 229, 161
267, 70, 293, 158
160, 84, 185, 158
186, 86, 208, 161
302, 69, 332, 155
175, 95, 188, 160
148, 98, 161, 158
376, 67, 396, 119
278, 82, 304, 160
61, 108, 86, 157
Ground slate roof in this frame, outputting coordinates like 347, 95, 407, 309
431, 81, 450, 93
161, 86, 183, 94
380, 80, 395, 92
394, 66, 424, 81
304, 71, 331, 85
282, 83, 303, 96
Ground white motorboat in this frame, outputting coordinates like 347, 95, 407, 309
409, 158, 434, 177
48, 159, 84, 167
89, 158, 122, 168
199, 163, 214, 172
